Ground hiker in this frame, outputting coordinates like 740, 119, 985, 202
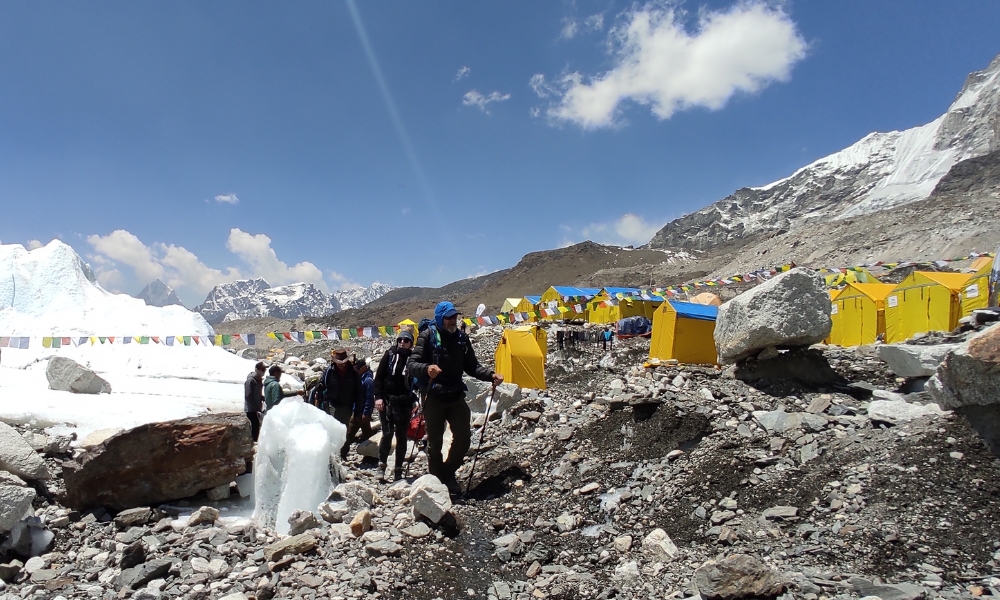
374, 329, 416, 481
244, 361, 266, 442
346, 357, 379, 444
407, 300, 503, 495
263, 365, 303, 412
602, 326, 613, 351
323, 348, 365, 461
556, 329, 565, 350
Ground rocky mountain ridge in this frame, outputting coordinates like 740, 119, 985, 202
134, 280, 183, 308
648, 53, 1000, 252
193, 279, 395, 325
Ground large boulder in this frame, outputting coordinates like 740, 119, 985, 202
877, 344, 959, 378
694, 554, 786, 600
714, 268, 832, 364
0, 422, 51, 480
61, 413, 252, 510
45, 356, 112, 394
0, 485, 35, 533
927, 324, 1000, 456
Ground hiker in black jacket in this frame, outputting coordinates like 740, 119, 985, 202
244, 362, 266, 442
407, 301, 502, 494
323, 348, 365, 461
374, 329, 415, 482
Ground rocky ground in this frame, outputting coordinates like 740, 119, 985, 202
2, 323, 1000, 600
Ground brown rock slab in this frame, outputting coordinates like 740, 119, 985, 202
61, 413, 252, 510
694, 554, 786, 600
264, 533, 318, 562
350, 509, 372, 537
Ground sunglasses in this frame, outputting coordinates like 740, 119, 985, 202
397, 338, 412, 344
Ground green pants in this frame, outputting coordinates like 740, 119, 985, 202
423, 393, 471, 478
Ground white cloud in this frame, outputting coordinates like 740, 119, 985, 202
584, 13, 605, 31
463, 90, 512, 114
215, 193, 239, 205
575, 213, 665, 246
87, 230, 165, 283
95, 268, 124, 291
226, 229, 328, 291
529, 73, 559, 99
328, 271, 360, 291
159, 244, 242, 293
541, 1, 807, 129
455, 66, 471, 80
560, 18, 579, 40
26, 239, 44, 250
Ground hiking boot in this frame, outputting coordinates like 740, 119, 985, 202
393, 468, 404, 482
377, 463, 387, 482
440, 471, 462, 496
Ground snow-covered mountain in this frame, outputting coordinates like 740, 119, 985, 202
648, 53, 1000, 251
135, 279, 184, 308
0, 241, 212, 337
194, 279, 342, 324
333, 282, 395, 310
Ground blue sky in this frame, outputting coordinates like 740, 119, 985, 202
2, 1, 999, 306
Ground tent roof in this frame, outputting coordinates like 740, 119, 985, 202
913, 271, 973, 291
669, 300, 718, 321
838, 283, 897, 302
603, 287, 640, 295
549, 286, 599, 298
398, 319, 417, 326
524, 295, 541, 304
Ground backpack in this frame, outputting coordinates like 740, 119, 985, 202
305, 378, 326, 409
409, 324, 445, 394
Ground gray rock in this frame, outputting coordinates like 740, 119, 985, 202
877, 344, 959, 378
753, 411, 827, 434
118, 558, 174, 590
714, 268, 832, 364
761, 506, 798, 520
0, 423, 51, 480
867, 400, 947, 425
365, 540, 403, 557
187, 506, 219, 527
694, 554, 786, 600
641, 528, 678, 562
0, 486, 35, 533
0, 560, 22, 583
114, 507, 152, 530
205, 484, 230, 501
286, 510, 320, 536
408, 474, 452, 524
318, 501, 351, 523
852, 578, 927, 600
470, 382, 521, 416
402, 522, 431, 538
119, 540, 146, 569
45, 356, 112, 394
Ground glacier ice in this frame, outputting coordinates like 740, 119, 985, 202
253, 397, 346, 534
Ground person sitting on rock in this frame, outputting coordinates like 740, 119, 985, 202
407, 300, 503, 495
323, 349, 365, 461
374, 330, 416, 482
244, 361, 266, 441
263, 365, 303, 412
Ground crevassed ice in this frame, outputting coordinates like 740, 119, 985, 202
253, 397, 346, 534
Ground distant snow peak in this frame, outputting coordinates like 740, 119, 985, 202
334, 282, 395, 310
648, 52, 1000, 251
135, 279, 184, 308
194, 279, 341, 325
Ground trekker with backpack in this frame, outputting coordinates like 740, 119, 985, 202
407, 301, 503, 495
346, 357, 379, 444
373, 329, 416, 482
263, 365, 303, 412
322, 348, 365, 461
244, 361, 266, 442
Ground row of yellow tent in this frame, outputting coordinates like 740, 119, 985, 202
498, 287, 721, 325
828, 258, 992, 346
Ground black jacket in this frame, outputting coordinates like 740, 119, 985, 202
323, 366, 364, 417
407, 326, 492, 396
244, 372, 264, 413
374, 347, 413, 402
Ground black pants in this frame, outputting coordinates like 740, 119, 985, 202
378, 397, 414, 470
329, 404, 355, 460
423, 393, 471, 478
246, 411, 261, 442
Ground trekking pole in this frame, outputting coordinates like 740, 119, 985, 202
465, 382, 498, 496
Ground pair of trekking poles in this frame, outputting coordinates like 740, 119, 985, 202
401, 376, 500, 496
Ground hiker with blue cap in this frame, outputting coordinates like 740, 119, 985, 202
407, 300, 503, 494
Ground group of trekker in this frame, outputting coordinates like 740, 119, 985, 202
243, 300, 502, 496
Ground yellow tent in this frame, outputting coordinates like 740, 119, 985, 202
398, 319, 418, 336
649, 300, 718, 365
500, 298, 523, 313
828, 283, 897, 347
494, 326, 547, 389
824, 268, 881, 287
510, 296, 540, 322
884, 272, 971, 343
691, 292, 722, 306
961, 258, 992, 317
539, 286, 596, 321
587, 288, 660, 324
